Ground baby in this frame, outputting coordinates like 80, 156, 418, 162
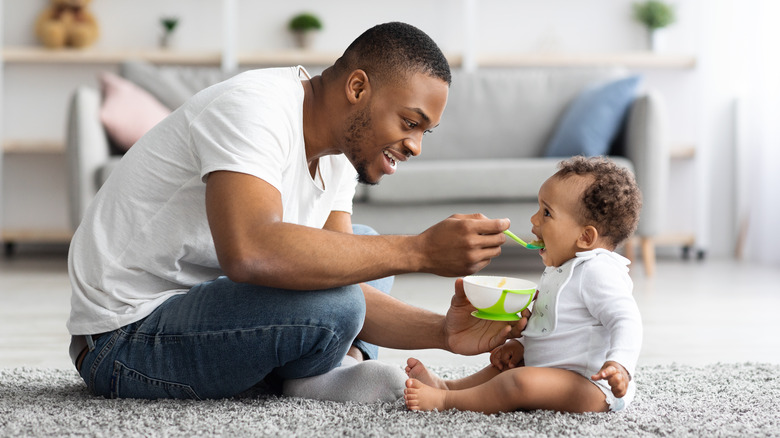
404, 156, 643, 414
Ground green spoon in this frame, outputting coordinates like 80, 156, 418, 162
503, 230, 545, 249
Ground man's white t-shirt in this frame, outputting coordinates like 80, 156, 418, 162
67, 66, 358, 335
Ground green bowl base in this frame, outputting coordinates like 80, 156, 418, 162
471, 310, 521, 321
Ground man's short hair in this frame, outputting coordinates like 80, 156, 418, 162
555, 156, 642, 248
333, 22, 451, 87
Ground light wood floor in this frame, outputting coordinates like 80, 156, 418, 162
2, 250, 780, 370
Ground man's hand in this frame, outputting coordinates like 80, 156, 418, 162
443, 278, 528, 355
416, 214, 510, 277
591, 361, 631, 397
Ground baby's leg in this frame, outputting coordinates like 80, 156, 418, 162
405, 358, 447, 389
405, 367, 609, 414
406, 357, 501, 390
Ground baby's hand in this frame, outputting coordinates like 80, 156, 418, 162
591, 361, 631, 397
489, 339, 524, 371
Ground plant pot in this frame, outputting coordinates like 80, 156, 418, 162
160, 32, 175, 49
648, 28, 666, 52
293, 31, 314, 50
159, 18, 179, 50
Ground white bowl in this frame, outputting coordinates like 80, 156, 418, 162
463, 275, 537, 321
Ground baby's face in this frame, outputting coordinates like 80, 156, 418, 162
530, 175, 590, 267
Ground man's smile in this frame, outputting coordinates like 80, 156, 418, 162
383, 149, 397, 170
382, 148, 408, 174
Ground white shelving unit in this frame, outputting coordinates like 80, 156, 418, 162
1, 48, 696, 151
0, 0, 698, 250
665, 144, 700, 258
3, 46, 697, 69
0, 48, 698, 249
0, 47, 696, 159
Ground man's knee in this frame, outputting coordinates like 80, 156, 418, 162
336, 284, 366, 341
352, 224, 379, 237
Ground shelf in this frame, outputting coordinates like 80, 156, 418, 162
670, 145, 696, 160
1, 228, 72, 244
3, 46, 696, 69
655, 233, 696, 247
2, 46, 223, 65
474, 52, 697, 69
238, 51, 341, 66
3, 140, 64, 154
1, 46, 342, 67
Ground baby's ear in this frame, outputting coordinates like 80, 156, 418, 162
576, 226, 599, 249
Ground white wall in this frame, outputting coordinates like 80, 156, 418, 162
1, 0, 739, 257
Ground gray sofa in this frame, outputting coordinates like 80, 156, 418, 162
67, 62, 667, 274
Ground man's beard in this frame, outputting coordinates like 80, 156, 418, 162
343, 108, 376, 185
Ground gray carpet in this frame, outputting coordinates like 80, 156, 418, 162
1, 363, 779, 437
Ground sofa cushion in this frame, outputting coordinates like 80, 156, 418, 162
363, 158, 561, 204
545, 75, 641, 157
120, 61, 228, 110
98, 72, 171, 152
360, 157, 634, 205
351, 201, 544, 237
419, 68, 627, 161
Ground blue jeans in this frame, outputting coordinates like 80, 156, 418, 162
77, 224, 393, 400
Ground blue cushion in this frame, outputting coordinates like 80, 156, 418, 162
545, 75, 641, 157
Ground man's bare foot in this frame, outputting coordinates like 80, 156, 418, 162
347, 346, 364, 362
404, 378, 447, 411
405, 357, 448, 389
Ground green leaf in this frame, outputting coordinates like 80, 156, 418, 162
633, 1, 675, 30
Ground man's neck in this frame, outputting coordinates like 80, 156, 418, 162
302, 75, 338, 165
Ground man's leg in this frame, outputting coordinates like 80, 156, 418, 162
281, 223, 406, 403
350, 224, 393, 360
78, 278, 365, 400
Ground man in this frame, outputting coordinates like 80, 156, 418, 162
68, 22, 519, 401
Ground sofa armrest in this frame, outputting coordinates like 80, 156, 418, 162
66, 86, 110, 231
624, 91, 669, 237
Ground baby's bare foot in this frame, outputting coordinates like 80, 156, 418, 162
405, 358, 448, 389
404, 378, 447, 412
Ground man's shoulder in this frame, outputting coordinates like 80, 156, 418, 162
227, 66, 301, 89
190, 66, 304, 126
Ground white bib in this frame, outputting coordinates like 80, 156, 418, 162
523, 250, 601, 337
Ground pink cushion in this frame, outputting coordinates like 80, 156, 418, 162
99, 72, 171, 152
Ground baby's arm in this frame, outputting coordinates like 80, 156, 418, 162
490, 338, 524, 371
591, 361, 630, 397
581, 263, 643, 389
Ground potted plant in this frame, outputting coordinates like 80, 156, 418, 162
159, 17, 179, 49
288, 12, 322, 50
633, 1, 675, 52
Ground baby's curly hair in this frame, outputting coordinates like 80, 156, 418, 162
554, 156, 642, 248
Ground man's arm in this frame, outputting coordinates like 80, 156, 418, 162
327, 211, 523, 354
205, 171, 509, 290
358, 279, 527, 354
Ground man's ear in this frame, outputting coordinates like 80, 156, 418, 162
576, 225, 599, 249
345, 69, 370, 104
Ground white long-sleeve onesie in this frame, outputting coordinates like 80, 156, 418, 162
520, 249, 643, 407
